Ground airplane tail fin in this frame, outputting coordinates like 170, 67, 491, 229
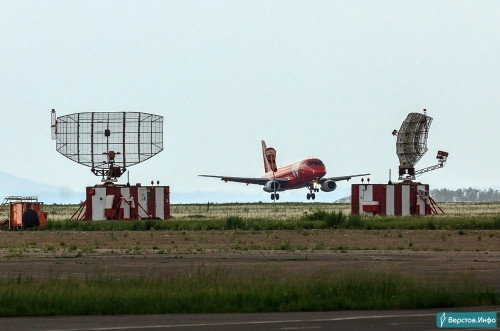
262, 140, 277, 173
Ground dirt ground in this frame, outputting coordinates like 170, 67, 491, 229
0, 229, 498, 290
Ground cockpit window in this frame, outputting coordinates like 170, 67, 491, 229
307, 160, 324, 166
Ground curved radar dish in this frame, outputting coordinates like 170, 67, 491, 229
52, 110, 163, 182
395, 111, 432, 179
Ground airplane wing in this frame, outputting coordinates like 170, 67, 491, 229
199, 175, 289, 186
318, 173, 370, 183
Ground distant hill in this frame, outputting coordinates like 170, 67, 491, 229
5, 173, 495, 204
335, 196, 351, 203
0, 171, 83, 204
0, 171, 353, 204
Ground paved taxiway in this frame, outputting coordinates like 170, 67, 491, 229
1, 307, 498, 331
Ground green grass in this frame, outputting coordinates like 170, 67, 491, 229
36, 212, 500, 231
0, 270, 497, 316
37, 202, 500, 221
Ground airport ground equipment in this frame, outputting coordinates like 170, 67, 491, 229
351, 182, 443, 216
51, 109, 170, 220
0, 196, 47, 228
71, 184, 170, 221
352, 109, 447, 216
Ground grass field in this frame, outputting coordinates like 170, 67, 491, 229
35, 202, 500, 232
41, 201, 500, 221
0, 270, 497, 317
0, 201, 498, 316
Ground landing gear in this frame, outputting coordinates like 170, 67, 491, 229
307, 185, 317, 200
271, 193, 280, 200
307, 192, 316, 200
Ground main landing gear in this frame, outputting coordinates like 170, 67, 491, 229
307, 187, 319, 200
271, 193, 280, 200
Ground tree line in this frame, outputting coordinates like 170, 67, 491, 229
430, 188, 500, 202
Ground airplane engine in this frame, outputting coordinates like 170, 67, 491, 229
263, 180, 281, 193
320, 180, 337, 192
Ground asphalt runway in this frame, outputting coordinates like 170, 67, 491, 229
1, 307, 498, 331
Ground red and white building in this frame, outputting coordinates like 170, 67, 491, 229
76, 184, 170, 221
351, 182, 439, 216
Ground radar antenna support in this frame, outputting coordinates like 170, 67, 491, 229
414, 150, 449, 177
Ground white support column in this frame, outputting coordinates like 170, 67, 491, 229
155, 187, 164, 219
360, 185, 373, 216
401, 185, 410, 216
138, 188, 148, 218
91, 187, 107, 221
121, 187, 131, 219
417, 185, 427, 215
386, 185, 395, 216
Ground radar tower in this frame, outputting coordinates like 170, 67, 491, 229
392, 109, 448, 181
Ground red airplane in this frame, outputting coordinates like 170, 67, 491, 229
200, 140, 370, 200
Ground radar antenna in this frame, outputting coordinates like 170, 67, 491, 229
51, 110, 163, 184
392, 109, 448, 181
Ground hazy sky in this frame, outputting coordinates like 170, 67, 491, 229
1, 1, 499, 203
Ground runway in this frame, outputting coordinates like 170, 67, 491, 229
1, 307, 498, 331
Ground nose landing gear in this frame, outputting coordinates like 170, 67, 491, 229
271, 193, 280, 200
307, 185, 319, 200
307, 189, 318, 200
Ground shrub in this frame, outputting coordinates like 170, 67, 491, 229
347, 214, 362, 228
225, 216, 244, 230
493, 216, 500, 229
302, 210, 346, 228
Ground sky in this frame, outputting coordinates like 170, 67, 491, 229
1, 1, 499, 204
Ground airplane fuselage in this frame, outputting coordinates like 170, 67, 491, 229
199, 140, 369, 201
262, 158, 327, 191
